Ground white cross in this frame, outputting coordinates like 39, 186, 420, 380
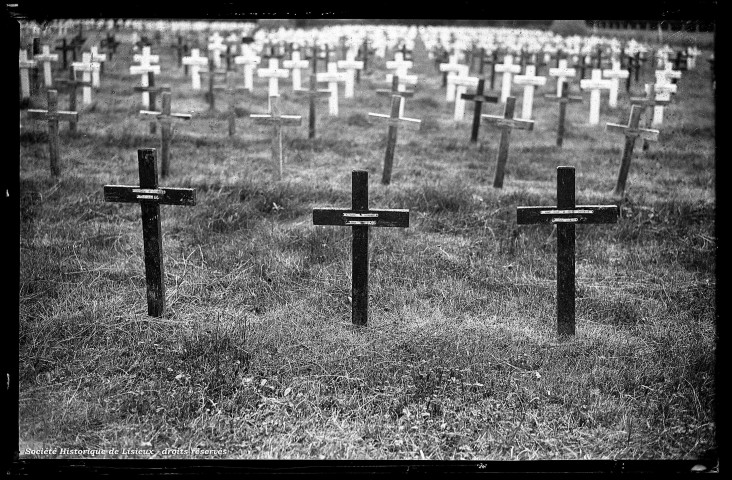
316, 62, 348, 116
33, 45, 58, 87
513, 65, 547, 120
89, 46, 107, 88
336, 50, 364, 99
208, 36, 227, 69
655, 62, 682, 85
258, 57, 289, 99
129, 50, 161, 108
580, 69, 613, 125
450, 73, 479, 121
234, 45, 261, 92
549, 59, 576, 97
133, 46, 159, 66
495, 54, 522, 103
72, 52, 100, 105
18, 49, 37, 99
648, 82, 676, 126
602, 59, 629, 108
282, 48, 309, 91
182, 48, 209, 90
439, 52, 465, 102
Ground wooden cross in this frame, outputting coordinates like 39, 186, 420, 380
293, 73, 331, 139
368, 95, 421, 185
234, 46, 261, 91
100, 33, 120, 61
250, 94, 302, 180
182, 48, 209, 90
439, 53, 465, 100
481, 96, 534, 188
357, 38, 375, 73
495, 54, 522, 103
283, 49, 310, 91
88, 46, 107, 86
601, 59, 629, 108
221, 43, 238, 72
549, 59, 576, 97
513, 64, 547, 120
129, 49, 160, 108
606, 104, 660, 199
139, 90, 192, 177
25, 89, 78, 176
33, 45, 58, 87
385, 56, 414, 84
377, 74, 414, 118
316, 62, 348, 116
213, 72, 248, 136
18, 49, 37, 100
544, 81, 583, 147
170, 35, 189, 70
71, 52, 99, 105
313, 170, 409, 326
630, 84, 671, 136
517, 166, 619, 336
55, 39, 75, 70
451, 73, 479, 122
257, 57, 290, 99
337, 52, 364, 99
461, 78, 499, 142
134, 71, 169, 134
200, 55, 228, 111
580, 69, 613, 125
103, 148, 196, 317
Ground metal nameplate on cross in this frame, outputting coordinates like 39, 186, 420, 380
313, 170, 409, 326
103, 148, 196, 317
517, 166, 619, 336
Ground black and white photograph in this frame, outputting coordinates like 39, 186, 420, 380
7, 3, 718, 474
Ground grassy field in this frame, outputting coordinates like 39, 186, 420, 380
17, 26, 716, 461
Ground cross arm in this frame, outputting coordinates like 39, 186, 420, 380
313, 208, 410, 227
368, 112, 422, 128
377, 88, 414, 97
250, 114, 303, 125
130, 64, 161, 75
605, 123, 659, 141
386, 73, 418, 85
461, 92, 499, 102
481, 115, 534, 130
103, 185, 196, 205
517, 205, 618, 224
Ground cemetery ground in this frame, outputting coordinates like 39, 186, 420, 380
18, 31, 715, 460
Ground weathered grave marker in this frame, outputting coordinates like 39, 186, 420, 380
601, 59, 629, 108
250, 94, 302, 179
495, 54, 522, 103
25, 89, 78, 176
89, 46, 107, 84
283, 48, 310, 91
337, 51, 364, 99
439, 51, 463, 92
549, 59, 576, 97
139, 90, 192, 177
234, 47, 261, 91
258, 57, 290, 100
53, 67, 87, 133
316, 62, 348, 116
451, 73, 479, 122
18, 49, 37, 100
55, 39, 75, 70
100, 33, 120, 61
170, 35, 189, 69
134, 72, 170, 134
482, 96, 534, 188
606, 104, 660, 199
71, 52, 99, 105
646, 81, 676, 127
544, 81, 583, 147
516, 166, 619, 336
201, 55, 228, 111
513, 64, 547, 120
130, 48, 160, 108
461, 77, 499, 142
377, 74, 414, 118
294, 73, 331, 139
312, 170, 409, 326
33, 45, 58, 88
208, 33, 227, 69
368, 95, 421, 185
103, 148, 196, 317
182, 48, 209, 90
580, 69, 613, 125
213, 72, 248, 136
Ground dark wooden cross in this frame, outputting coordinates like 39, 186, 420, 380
134, 72, 170, 135
212, 72, 248, 136
544, 81, 583, 147
368, 95, 422, 185
31, 38, 41, 94
605, 104, 660, 199
593, 45, 604, 69
293, 73, 331, 139
357, 38, 375, 80
100, 33, 120, 61
55, 38, 75, 70
312, 170, 409, 326
629, 84, 671, 151
250, 94, 303, 180
139, 90, 192, 177
170, 35, 189, 70
222, 43, 238, 72
54, 66, 89, 133
376, 74, 415, 118
25, 89, 78, 176
516, 166, 619, 336
201, 55, 228, 111
460, 78, 499, 143
481, 96, 534, 188
103, 148, 196, 317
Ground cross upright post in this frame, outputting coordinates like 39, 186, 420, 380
516, 166, 619, 336
481, 96, 534, 188
368, 95, 422, 185
71, 52, 99, 105
103, 148, 197, 317
606, 104, 660, 199
630, 83, 672, 150
182, 48, 209, 90
580, 69, 613, 125
513, 64, 547, 119
89, 45, 107, 82
549, 59, 576, 97
450, 73, 479, 122
257, 57, 290, 101
250, 94, 303, 180
129, 48, 160, 108
312, 170, 410, 327
439, 53, 465, 100
135, 72, 170, 134
170, 35, 189, 69
316, 62, 347, 116
55, 38, 75, 70
283, 47, 310, 91
25, 89, 78, 176
461, 78, 499, 142
33, 44, 58, 87
201, 55, 228, 111
234, 46, 261, 91
54, 66, 89, 133
495, 54, 522, 103
544, 81, 583, 147
139, 90, 192, 177
377, 74, 414, 118
293, 73, 331, 139
602, 59, 629, 108
213, 72, 248, 136
18, 49, 37, 100
100, 33, 120, 61
337, 50, 364, 99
